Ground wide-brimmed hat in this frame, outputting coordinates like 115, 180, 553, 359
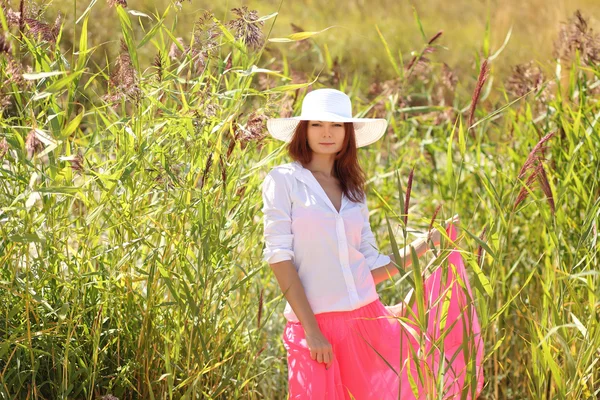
266, 88, 388, 148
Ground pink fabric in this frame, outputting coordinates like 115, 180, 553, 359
282, 222, 484, 399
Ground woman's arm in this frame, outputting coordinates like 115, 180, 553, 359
269, 260, 320, 333
269, 260, 334, 368
262, 169, 333, 368
371, 236, 430, 285
371, 215, 459, 285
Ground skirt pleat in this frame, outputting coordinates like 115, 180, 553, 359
282, 223, 484, 399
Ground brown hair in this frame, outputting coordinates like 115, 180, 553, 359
286, 120, 367, 203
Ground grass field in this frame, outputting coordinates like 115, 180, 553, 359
0, 0, 599, 398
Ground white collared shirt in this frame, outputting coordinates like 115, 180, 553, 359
261, 160, 392, 322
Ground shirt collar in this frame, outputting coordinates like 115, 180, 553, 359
289, 160, 346, 214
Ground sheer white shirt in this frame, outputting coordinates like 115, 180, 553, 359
261, 160, 392, 322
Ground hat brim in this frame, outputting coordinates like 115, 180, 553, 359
266, 112, 388, 148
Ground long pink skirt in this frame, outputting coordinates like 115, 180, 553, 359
282, 223, 484, 399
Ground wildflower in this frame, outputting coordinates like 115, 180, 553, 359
199, 153, 213, 190
506, 61, 554, 103
225, 6, 265, 50
553, 10, 600, 67
441, 62, 458, 90
152, 51, 164, 83
290, 23, 311, 53
0, 92, 10, 112
22, 11, 61, 43
103, 38, 141, 104
168, 37, 186, 61
107, 0, 127, 8
0, 31, 11, 54
279, 93, 295, 118
238, 111, 268, 143
192, 10, 221, 58
405, 31, 442, 82
169, 36, 206, 72
330, 57, 342, 86
70, 153, 84, 172
0, 137, 8, 158
25, 129, 44, 159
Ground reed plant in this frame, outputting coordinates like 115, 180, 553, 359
0, 1, 598, 399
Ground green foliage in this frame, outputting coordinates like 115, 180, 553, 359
0, 1, 599, 399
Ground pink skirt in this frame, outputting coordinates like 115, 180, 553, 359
282, 223, 485, 399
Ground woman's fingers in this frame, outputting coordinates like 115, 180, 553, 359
445, 213, 459, 224
306, 331, 334, 368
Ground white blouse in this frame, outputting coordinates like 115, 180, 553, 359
261, 160, 392, 322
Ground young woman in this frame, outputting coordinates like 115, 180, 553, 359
261, 88, 478, 399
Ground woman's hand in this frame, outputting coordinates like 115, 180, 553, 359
384, 301, 407, 317
304, 328, 334, 369
428, 214, 460, 246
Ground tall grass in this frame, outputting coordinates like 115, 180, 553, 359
0, 1, 599, 399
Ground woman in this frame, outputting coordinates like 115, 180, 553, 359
261, 88, 480, 399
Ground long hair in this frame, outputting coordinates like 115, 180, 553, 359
286, 120, 367, 203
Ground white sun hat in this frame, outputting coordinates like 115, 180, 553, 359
266, 88, 388, 148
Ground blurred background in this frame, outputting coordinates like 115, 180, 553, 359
38, 0, 600, 87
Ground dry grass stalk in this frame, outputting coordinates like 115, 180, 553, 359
405, 30, 442, 80
200, 153, 213, 190
257, 288, 264, 329
426, 204, 442, 244
477, 226, 487, 267
517, 132, 555, 179
403, 166, 414, 227
468, 58, 490, 129
514, 132, 556, 214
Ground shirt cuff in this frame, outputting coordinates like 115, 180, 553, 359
264, 249, 294, 265
369, 253, 392, 271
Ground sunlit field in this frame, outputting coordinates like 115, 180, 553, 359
0, 0, 599, 398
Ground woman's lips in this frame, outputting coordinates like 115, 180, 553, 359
320, 143, 334, 145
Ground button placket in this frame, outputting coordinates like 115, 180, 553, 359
336, 215, 359, 305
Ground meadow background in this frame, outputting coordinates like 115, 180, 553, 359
0, 0, 599, 398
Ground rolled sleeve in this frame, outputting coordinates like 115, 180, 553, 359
359, 199, 391, 271
261, 169, 295, 265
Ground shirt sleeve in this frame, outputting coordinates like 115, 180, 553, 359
261, 169, 295, 265
359, 199, 392, 271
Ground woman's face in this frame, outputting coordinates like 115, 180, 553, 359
306, 120, 345, 155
